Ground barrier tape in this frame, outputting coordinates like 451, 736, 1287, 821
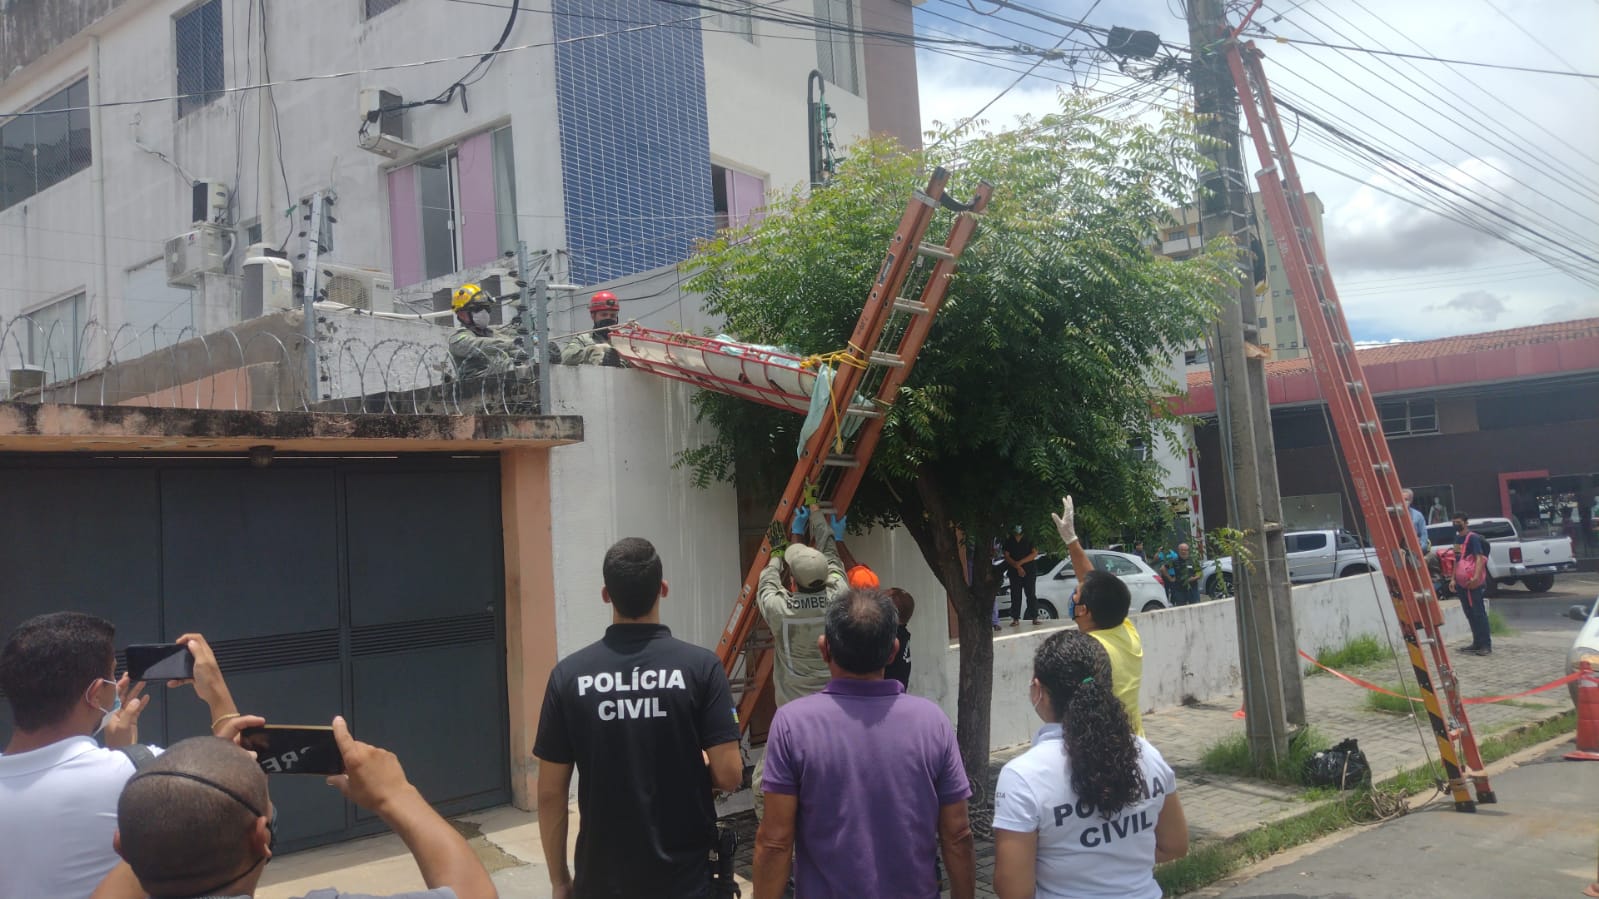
1297, 649, 1588, 706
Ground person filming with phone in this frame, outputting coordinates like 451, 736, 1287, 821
87, 716, 497, 899
0, 613, 247, 899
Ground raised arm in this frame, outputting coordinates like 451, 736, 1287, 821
1052, 497, 1091, 576
328, 717, 498, 899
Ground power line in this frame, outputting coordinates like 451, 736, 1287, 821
1256, 5, 1599, 228
1242, 29, 1599, 78
1478, 0, 1599, 90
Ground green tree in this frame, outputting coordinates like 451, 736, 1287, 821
682, 98, 1235, 793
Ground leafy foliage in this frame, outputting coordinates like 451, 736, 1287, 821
683, 97, 1235, 556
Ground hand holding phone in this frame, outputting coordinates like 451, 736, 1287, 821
124, 644, 196, 683
238, 725, 346, 776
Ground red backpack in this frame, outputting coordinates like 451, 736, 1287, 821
1453, 533, 1487, 590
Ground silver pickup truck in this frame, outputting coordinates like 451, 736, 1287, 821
1201, 528, 1381, 598
1426, 517, 1577, 594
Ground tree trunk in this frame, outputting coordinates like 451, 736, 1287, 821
952, 587, 996, 803
893, 466, 1005, 800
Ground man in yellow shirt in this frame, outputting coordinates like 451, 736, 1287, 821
1051, 497, 1145, 736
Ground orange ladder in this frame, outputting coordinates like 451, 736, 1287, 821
1225, 38, 1492, 810
716, 169, 992, 728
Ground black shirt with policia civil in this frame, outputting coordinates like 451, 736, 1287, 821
533, 623, 741, 898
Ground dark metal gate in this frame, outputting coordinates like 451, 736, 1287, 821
0, 454, 510, 850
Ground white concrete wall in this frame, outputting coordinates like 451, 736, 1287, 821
948, 572, 1471, 751
313, 309, 452, 400
702, 0, 871, 195
545, 364, 743, 655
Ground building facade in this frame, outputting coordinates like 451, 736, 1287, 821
1160, 190, 1325, 366
1, 0, 921, 382
1178, 318, 1599, 569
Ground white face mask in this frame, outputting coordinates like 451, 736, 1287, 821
470, 310, 492, 328
90, 679, 120, 737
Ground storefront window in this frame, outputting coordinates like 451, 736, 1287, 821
1506, 473, 1598, 560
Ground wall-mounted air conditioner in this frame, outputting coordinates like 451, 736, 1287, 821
191, 178, 231, 226
241, 245, 296, 319
165, 224, 230, 287
319, 263, 394, 314
357, 88, 415, 159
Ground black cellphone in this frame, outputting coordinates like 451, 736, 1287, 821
124, 644, 196, 683
238, 725, 345, 776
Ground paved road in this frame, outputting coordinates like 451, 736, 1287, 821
1490, 570, 1597, 633
1212, 744, 1599, 898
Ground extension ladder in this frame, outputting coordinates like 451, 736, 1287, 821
1225, 39, 1493, 811
715, 169, 992, 729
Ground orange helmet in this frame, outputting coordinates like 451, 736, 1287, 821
589, 291, 620, 317
846, 565, 880, 589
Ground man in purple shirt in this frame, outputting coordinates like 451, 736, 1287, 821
752, 588, 976, 899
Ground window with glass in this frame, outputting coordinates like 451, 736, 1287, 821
1379, 398, 1439, 437
24, 293, 87, 383
176, 0, 225, 118
813, 0, 860, 93
1, 79, 91, 211
387, 126, 519, 287
709, 0, 756, 41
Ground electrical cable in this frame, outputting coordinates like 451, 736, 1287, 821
1258, 3, 1599, 225
1241, 29, 1599, 78
377, 0, 520, 121
258, 0, 294, 252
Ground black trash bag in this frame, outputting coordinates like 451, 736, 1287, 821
1303, 738, 1372, 790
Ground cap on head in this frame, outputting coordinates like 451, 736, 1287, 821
786, 544, 828, 590
1013, 525, 1023, 534
589, 291, 620, 318
451, 283, 485, 310
846, 565, 880, 589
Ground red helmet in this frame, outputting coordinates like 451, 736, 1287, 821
589, 291, 620, 317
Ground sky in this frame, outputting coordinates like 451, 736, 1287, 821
912, 0, 1599, 343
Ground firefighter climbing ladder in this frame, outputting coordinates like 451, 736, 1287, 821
713, 169, 992, 729
1224, 37, 1494, 810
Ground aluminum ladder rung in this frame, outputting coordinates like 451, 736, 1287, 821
868, 352, 906, 368
822, 454, 860, 468
918, 242, 956, 261
893, 298, 931, 314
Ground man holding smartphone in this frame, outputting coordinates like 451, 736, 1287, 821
88, 717, 497, 899
0, 613, 243, 899
534, 538, 744, 898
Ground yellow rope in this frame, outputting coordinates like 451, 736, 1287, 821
800, 342, 870, 370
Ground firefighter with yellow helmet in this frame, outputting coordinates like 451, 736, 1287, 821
448, 283, 522, 378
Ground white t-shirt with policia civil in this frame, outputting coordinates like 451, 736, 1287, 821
992, 725, 1177, 899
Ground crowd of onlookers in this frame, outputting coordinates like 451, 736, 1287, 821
0, 494, 1183, 899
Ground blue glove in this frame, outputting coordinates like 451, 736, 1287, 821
830, 514, 847, 543
790, 506, 810, 536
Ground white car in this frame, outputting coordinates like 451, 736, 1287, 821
1567, 597, 1599, 704
1031, 550, 1173, 618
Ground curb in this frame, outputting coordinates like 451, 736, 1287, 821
1177, 709, 1576, 897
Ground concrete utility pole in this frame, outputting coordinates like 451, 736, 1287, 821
1187, 0, 1303, 763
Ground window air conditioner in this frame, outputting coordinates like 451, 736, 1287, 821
165, 224, 230, 287
319, 263, 394, 313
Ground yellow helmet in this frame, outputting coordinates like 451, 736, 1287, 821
451, 283, 484, 309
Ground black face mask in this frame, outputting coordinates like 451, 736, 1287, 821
127, 770, 276, 898
593, 319, 619, 340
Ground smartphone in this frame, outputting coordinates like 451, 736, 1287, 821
238, 725, 345, 776
124, 644, 196, 683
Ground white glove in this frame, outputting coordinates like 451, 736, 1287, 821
1051, 496, 1079, 546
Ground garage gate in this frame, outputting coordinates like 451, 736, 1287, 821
0, 455, 510, 851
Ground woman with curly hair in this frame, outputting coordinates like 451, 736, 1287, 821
991, 630, 1188, 898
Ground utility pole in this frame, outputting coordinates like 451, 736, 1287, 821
1188, 0, 1302, 762
514, 241, 552, 412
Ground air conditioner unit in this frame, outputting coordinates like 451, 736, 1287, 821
191, 178, 231, 226
357, 88, 415, 159
319, 263, 394, 313
165, 224, 230, 287
241, 247, 296, 319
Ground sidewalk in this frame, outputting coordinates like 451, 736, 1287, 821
255, 627, 1576, 899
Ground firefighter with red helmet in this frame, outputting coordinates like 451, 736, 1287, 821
559, 291, 624, 367
448, 282, 523, 378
